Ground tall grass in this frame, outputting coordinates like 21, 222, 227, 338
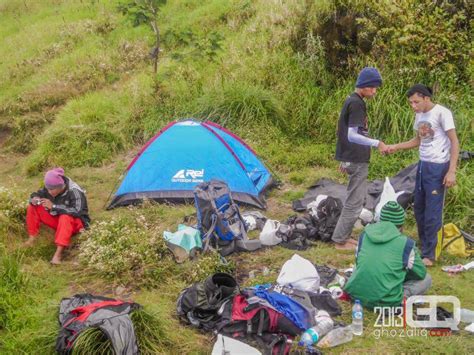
0, 248, 28, 331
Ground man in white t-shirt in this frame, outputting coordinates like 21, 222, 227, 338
387, 84, 459, 266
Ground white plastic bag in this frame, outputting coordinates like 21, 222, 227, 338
374, 177, 405, 221
307, 194, 328, 219
243, 215, 257, 231
277, 254, 320, 292
259, 219, 282, 246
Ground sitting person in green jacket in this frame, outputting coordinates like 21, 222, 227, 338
344, 201, 431, 308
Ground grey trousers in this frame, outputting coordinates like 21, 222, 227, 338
403, 274, 432, 298
332, 162, 369, 243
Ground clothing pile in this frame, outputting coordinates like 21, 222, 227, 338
176, 255, 342, 354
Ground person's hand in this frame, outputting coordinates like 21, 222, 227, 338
339, 162, 349, 174
378, 141, 388, 155
40, 198, 53, 210
443, 171, 456, 188
30, 197, 41, 205
386, 144, 398, 154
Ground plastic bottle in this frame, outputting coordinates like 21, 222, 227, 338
318, 326, 353, 348
352, 299, 363, 335
298, 310, 334, 347
460, 308, 474, 323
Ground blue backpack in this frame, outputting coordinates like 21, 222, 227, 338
194, 180, 247, 255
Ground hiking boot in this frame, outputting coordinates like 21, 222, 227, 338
335, 241, 356, 250
422, 258, 434, 267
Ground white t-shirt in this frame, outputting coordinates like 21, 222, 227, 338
413, 104, 455, 164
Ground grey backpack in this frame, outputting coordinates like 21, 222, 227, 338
194, 180, 248, 256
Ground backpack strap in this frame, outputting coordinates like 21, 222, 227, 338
254, 334, 288, 355
442, 235, 463, 251
257, 308, 266, 336
202, 214, 217, 252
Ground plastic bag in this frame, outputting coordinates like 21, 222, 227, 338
259, 219, 282, 246
277, 254, 320, 292
243, 215, 257, 231
436, 223, 472, 259
307, 194, 328, 219
374, 177, 405, 221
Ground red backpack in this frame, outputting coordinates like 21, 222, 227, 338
216, 294, 300, 355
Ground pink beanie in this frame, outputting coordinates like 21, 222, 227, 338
44, 167, 65, 189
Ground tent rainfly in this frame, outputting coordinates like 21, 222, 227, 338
108, 119, 274, 209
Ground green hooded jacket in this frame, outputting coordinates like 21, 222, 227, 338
344, 221, 426, 308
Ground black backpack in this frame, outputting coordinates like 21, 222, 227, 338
176, 273, 239, 332
313, 196, 343, 242
277, 215, 316, 250
194, 180, 248, 256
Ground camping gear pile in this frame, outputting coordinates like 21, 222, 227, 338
177, 255, 347, 354
163, 177, 407, 259
292, 164, 418, 212
256, 196, 344, 250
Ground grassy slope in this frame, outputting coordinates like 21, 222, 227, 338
0, 0, 473, 354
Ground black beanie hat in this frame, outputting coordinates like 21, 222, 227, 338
407, 84, 433, 98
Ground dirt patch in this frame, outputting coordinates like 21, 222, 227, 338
231, 249, 271, 284
0, 125, 11, 147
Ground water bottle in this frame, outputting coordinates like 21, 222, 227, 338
318, 326, 353, 348
460, 308, 474, 323
298, 310, 334, 346
352, 299, 363, 335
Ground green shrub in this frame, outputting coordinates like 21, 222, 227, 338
297, 0, 471, 83
24, 125, 124, 175
78, 212, 173, 285
0, 186, 27, 235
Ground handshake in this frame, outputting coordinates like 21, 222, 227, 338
378, 142, 398, 155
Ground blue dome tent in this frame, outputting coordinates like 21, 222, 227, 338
108, 119, 274, 209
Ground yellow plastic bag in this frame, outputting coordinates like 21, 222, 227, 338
436, 223, 471, 259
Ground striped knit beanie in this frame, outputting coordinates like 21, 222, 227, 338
380, 201, 405, 227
